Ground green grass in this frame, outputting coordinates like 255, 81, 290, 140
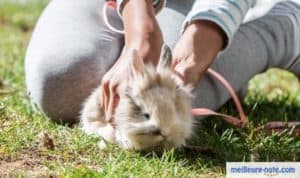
0, 1, 299, 177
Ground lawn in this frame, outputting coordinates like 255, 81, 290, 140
0, 0, 299, 177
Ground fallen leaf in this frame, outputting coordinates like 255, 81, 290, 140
38, 132, 55, 151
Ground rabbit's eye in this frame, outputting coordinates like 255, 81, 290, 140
143, 113, 150, 119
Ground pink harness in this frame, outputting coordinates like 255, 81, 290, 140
103, 1, 300, 135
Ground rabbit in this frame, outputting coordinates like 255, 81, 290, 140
80, 45, 194, 151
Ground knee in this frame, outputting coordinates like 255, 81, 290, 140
25, 38, 123, 123
26, 52, 99, 123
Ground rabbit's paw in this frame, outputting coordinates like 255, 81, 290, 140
98, 140, 107, 150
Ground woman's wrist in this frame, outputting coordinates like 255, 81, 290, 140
122, 0, 158, 41
187, 20, 226, 59
122, 0, 163, 64
173, 20, 226, 85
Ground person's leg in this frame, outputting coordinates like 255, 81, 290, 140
157, 0, 300, 110
25, 0, 124, 123
192, 1, 300, 110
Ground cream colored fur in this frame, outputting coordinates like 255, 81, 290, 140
81, 45, 194, 151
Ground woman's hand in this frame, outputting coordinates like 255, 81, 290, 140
101, 0, 163, 120
101, 49, 138, 121
172, 20, 226, 86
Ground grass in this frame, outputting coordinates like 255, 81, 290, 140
0, 0, 299, 177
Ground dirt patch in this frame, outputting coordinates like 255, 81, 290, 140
0, 132, 58, 177
0, 150, 56, 177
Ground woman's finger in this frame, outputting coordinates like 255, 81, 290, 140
102, 81, 110, 113
106, 83, 119, 121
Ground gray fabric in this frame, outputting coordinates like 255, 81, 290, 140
25, 0, 300, 123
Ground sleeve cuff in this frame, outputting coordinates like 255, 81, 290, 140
182, 0, 255, 51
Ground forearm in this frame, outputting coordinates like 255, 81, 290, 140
122, 0, 163, 64
173, 20, 226, 85
185, 20, 225, 65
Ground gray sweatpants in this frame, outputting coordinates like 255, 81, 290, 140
25, 0, 300, 123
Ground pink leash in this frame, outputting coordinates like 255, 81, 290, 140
192, 69, 247, 127
102, 1, 300, 134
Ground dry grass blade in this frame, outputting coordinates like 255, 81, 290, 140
38, 132, 55, 151
0, 90, 15, 95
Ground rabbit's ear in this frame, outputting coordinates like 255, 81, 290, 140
129, 49, 145, 78
157, 44, 172, 72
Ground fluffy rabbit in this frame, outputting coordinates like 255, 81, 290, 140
80, 45, 194, 151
